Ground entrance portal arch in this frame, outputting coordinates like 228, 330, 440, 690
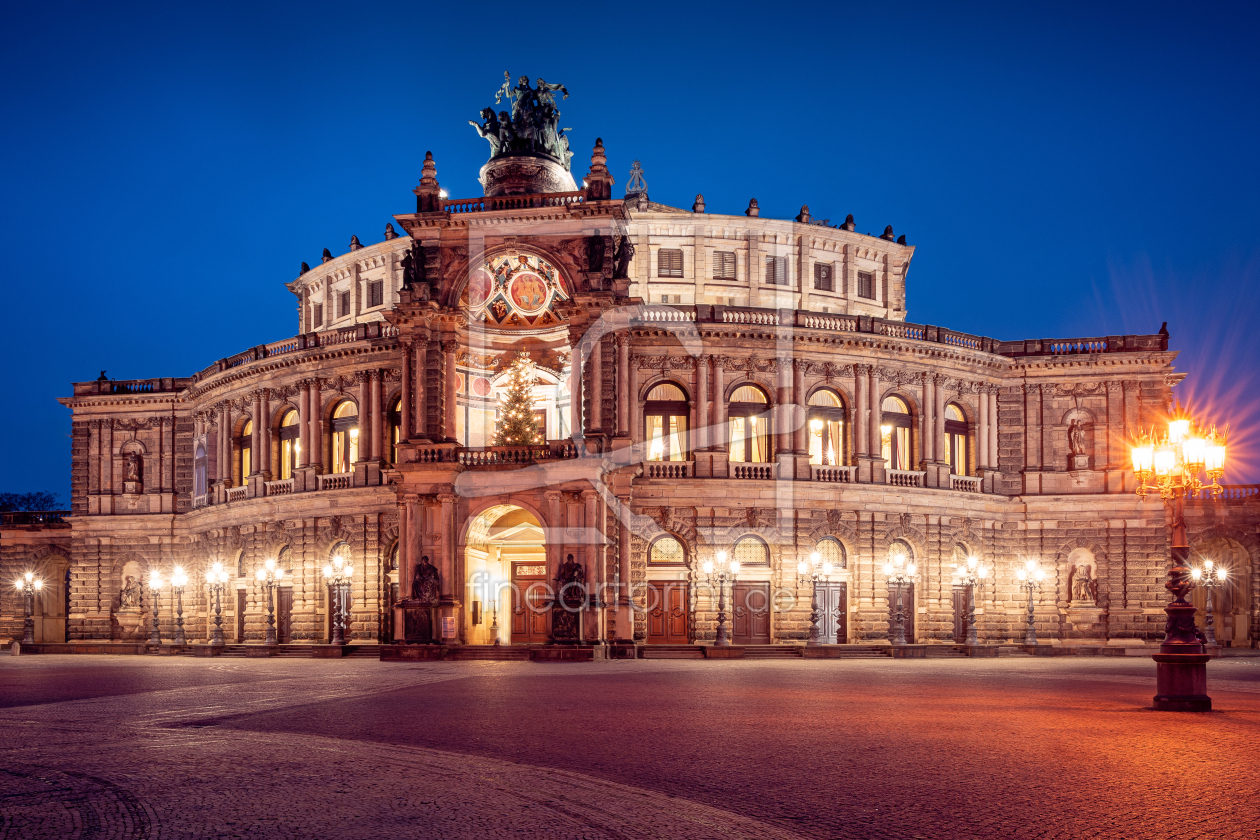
464, 504, 549, 645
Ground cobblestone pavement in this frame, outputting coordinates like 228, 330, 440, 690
1, 655, 1258, 839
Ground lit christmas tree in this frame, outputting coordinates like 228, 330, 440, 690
493, 354, 543, 445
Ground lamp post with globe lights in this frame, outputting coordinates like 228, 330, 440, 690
1190, 559, 1228, 647
796, 551, 836, 645
951, 556, 989, 646
700, 550, 740, 647
883, 551, 916, 646
1016, 559, 1046, 646
148, 571, 163, 645
170, 566, 188, 645
1129, 403, 1227, 711
207, 562, 230, 646
255, 558, 284, 646
14, 571, 43, 645
323, 554, 354, 646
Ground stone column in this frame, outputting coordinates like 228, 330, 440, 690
988, 389, 998, 474
309, 378, 323, 472
616, 334, 630, 438
104, 419, 114, 495
583, 489, 603, 643
260, 390, 271, 477
298, 382, 310, 468
793, 359, 807, 453
712, 357, 727, 449
442, 341, 458, 442
627, 356, 639, 447
251, 392, 263, 475
854, 365, 869, 458
775, 359, 792, 455
867, 367, 881, 461
394, 496, 410, 642
934, 375, 947, 466
589, 337, 602, 435
977, 385, 989, 470
415, 341, 429, 439
218, 406, 230, 485
438, 494, 457, 603
921, 373, 934, 465
369, 371, 383, 461
400, 342, 413, 443
695, 354, 709, 451
358, 372, 372, 461
570, 350, 583, 442
545, 490, 563, 637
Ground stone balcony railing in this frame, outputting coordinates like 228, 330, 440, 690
441, 190, 587, 215
264, 479, 294, 496
812, 465, 855, 483
1, 510, 70, 526
643, 460, 695, 479
317, 473, 351, 491
950, 474, 982, 493
887, 469, 927, 488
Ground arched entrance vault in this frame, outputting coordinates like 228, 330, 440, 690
464, 504, 547, 645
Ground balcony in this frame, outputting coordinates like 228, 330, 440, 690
733, 464, 775, 480
812, 465, 855, 483
886, 470, 926, 488
317, 473, 351, 491
643, 461, 696, 479
950, 474, 982, 493
264, 479, 294, 496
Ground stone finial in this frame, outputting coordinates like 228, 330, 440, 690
420, 151, 438, 187
841, 214, 855, 231
896, 234, 907, 245
300, 261, 311, 275
692, 194, 706, 213
349, 235, 362, 251
880, 225, 896, 241
384, 223, 398, 240
414, 151, 443, 212
583, 137, 614, 200
745, 198, 759, 217
321, 248, 333, 263
795, 205, 811, 223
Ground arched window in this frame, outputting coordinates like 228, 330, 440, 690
277, 546, 292, 574
388, 543, 399, 571
235, 548, 246, 578
880, 396, 912, 471
816, 536, 846, 569
888, 539, 914, 563
649, 536, 686, 565
728, 385, 772, 463
278, 409, 300, 480
388, 397, 402, 464
194, 445, 207, 497
331, 401, 359, 474
807, 389, 845, 466
734, 536, 770, 566
234, 420, 252, 486
645, 382, 689, 462
945, 403, 968, 476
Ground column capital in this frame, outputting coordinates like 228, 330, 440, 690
437, 493, 458, 506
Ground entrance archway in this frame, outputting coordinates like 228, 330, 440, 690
464, 504, 547, 645
34, 556, 69, 642
1190, 537, 1252, 646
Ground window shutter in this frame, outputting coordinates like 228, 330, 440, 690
766, 256, 787, 285
713, 251, 736, 280
658, 249, 683, 277
858, 271, 874, 299
313, 304, 323, 327
814, 262, 833, 291
368, 280, 383, 308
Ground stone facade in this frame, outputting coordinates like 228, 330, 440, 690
3, 132, 1257, 650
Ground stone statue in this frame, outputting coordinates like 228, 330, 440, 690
469, 107, 502, 157
349, 235, 362, 251
411, 556, 440, 604
612, 236, 635, 280
124, 452, 142, 483
384, 223, 397, 240
556, 554, 585, 588
1072, 564, 1096, 604
470, 72, 573, 170
119, 575, 142, 608
585, 234, 607, 273
1068, 420, 1087, 456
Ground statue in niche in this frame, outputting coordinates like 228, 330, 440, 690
552, 553, 585, 643
1068, 419, 1087, 456
410, 556, 440, 604
119, 575, 142, 609
556, 554, 585, 588
1072, 564, 1097, 605
612, 236, 635, 280
124, 452, 142, 483
585, 233, 607, 273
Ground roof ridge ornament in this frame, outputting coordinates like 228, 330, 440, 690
625, 160, 648, 198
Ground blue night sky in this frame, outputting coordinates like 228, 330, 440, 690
3, 1, 1259, 501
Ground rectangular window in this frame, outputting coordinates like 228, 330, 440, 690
659, 294, 681, 304
713, 251, 736, 280
808, 419, 843, 465
858, 271, 875, 300
658, 248, 683, 277
881, 425, 911, 471
765, 256, 788, 286
647, 414, 688, 462
814, 262, 833, 291
313, 304, 323, 328
368, 280, 383, 308
948, 432, 966, 475
339, 290, 351, 318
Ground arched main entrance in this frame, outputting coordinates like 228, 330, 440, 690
1191, 537, 1253, 646
34, 556, 69, 642
464, 504, 548, 645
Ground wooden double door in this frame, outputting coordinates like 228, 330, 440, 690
647, 581, 689, 644
732, 581, 771, 645
511, 563, 550, 644
814, 582, 847, 644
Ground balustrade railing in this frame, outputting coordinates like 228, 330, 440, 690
722, 307, 779, 326
638, 305, 696, 323
264, 479, 294, 496
456, 443, 581, 466
887, 469, 926, 488
226, 485, 249, 502
317, 473, 351, 491
192, 494, 208, 509
733, 463, 775, 480
442, 191, 586, 214
950, 474, 982, 493
811, 465, 855, 483
643, 461, 695, 479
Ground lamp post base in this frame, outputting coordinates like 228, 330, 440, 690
1152, 652, 1212, 712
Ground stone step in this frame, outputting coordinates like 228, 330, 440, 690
640, 645, 705, 659
448, 645, 531, 661
742, 645, 805, 658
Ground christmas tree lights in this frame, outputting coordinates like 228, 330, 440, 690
494, 354, 543, 445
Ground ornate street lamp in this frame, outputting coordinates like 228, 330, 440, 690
1190, 559, 1228, 647
1130, 403, 1227, 711
171, 566, 188, 645
796, 551, 836, 645
1015, 559, 1046, 646
255, 558, 285, 646
700, 550, 741, 647
322, 554, 353, 646
148, 571, 163, 645
207, 562, 230, 646
951, 555, 989, 646
13, 571, 43, 645
882, 551, 917, 646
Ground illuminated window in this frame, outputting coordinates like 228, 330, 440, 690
734, 536, 769, 566
234, 420, 252, 486
816, 536, 846, 569
807, 389, 844, 466
331, 401, 359, 474
644, 382, 689, 462
279, 410, 300, 480
881, 396, 912, 471
649, 536, 685, 565
728, 385, 771, 463
945, 403, 968, 476
194, 445, 207, 496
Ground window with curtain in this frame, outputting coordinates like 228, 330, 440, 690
649, 536, 685, 565
734, 536, 769, 566
234, 420, 252, 486
881, 396, 912, 471
331, 400, 359, 474
816, 536, 846, 568
644, 382, 689, 461
279, 409, 300, 480
388, 398, 402, 464
728, 385, 771, 463
657, 248, 683, 277
712, 251, 736, 280
945, 403, 968, 476
194, 445, 207, 496
807, 389, 845, 466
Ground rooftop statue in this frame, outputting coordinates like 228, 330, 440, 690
469, 72, 574, 171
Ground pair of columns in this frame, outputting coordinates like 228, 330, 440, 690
400, 340, 459, 442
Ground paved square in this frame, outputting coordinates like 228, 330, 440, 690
2, 655, 1258, 839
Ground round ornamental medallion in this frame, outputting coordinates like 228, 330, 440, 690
471, 376, 492, 397
508, 271, 550, 315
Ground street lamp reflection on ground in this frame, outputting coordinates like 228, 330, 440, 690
796, 551, 835, 645
14, 571, 43, 644
1015, 559, 1046, 646
951, 556, 989, 646
882, 552, 916, 646
207, 562, 230, 646
148, 571, 163, 645
256, 558, 284, 646
701, 550, 740, 647
171, 566, 188, 645
322, 555, 353, 645
1190, 559, 1227, 646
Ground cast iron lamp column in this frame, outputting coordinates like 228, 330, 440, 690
1190, 559, 1227, 646
700, 550, 741, 647
322, 555, 353, 646
882, 552, 916, 646
951, 555, 989, 646
171, 566, 188, 645
255, 559, 284, 646
148, 571, 163, 645
796, 551, 836, 645
1130, 404, 1227, 711
1015, 559, 1046, 646
207, 562, 230, 646
14, 572, 43, 645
